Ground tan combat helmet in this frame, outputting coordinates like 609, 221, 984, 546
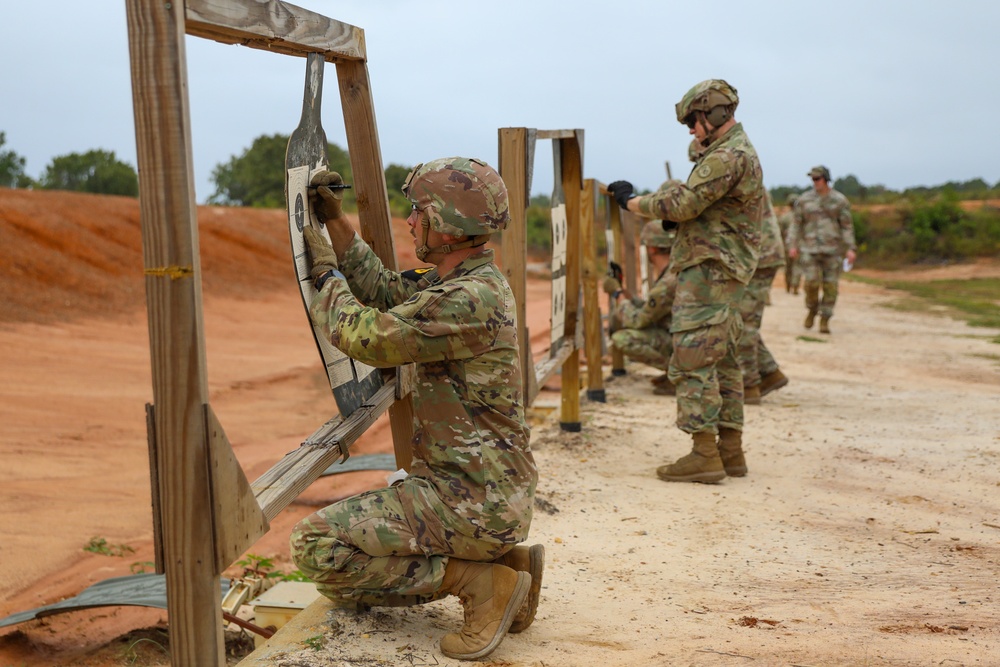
402, 157, 509, 261
675, 79, 740, 145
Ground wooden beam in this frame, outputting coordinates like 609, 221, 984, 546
536, 130, 575, 139
185, 0, 366, 62
498, 128, 538, 405
251, 382, 397, 522
125, 0, 225, 663
557, 132, 584, 431
334, 58, 415, 471
581, 179, 606, 402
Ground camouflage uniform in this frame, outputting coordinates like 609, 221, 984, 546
291, 238, 536, 607
777, 206, 800, 293
787, 187, 856, 319
609, 267, 677, 372
738, 191, 785, 388
637, 122, 764, 434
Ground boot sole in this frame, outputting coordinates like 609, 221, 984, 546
656, 470, 726, 484
439, 571, 531, 661
509, 544, 544, 633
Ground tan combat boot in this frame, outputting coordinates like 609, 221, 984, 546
819, 316, 831, 334
650, 373, 671, 387
653, 381, 676, 396
744, 385, 761, 405
656, 431, 726, 483
438, 559, 530, 660
717, 427, 747, 477
494, 544, 544, 633
759, 369, 789, 397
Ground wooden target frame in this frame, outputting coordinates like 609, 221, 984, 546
125, 1, 416, 664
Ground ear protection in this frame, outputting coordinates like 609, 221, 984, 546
705, 104, 734, 128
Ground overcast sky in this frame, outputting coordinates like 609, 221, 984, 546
3, 1, 998, 203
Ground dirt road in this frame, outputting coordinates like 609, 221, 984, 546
1, 189, 999, 665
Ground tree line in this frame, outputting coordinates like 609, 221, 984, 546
4, 130, 999, 266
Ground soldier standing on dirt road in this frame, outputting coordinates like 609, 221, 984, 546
787, 165, 858, 334
607, 79, 765, 484
289, 157, 543, 661
778, 193, 802, 294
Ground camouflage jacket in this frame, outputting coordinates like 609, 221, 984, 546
757, 191, 786, 270
636, 123, 764, 284
615, 267, 676, 331
310, 237, 536, 543
778, 210, 795, 249
788, 188, 856, 255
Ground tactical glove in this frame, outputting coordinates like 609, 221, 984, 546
607, 180, 635, 211
608, 261, 624, 283
303, 226, 340, 286
309, 170, 346, 223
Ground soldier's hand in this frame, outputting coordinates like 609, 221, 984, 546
602, 275, 623, 295
309, 171, 346, 223
303, 226, 340, 285
607, 180, 635, 211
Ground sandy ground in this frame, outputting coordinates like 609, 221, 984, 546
1, 189, 999, 665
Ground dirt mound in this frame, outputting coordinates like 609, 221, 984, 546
0, 187, 419, 326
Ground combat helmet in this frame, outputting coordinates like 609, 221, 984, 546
807, 165, 831, 182
640, 220, 676, 249
675, 79, 739, 130
402, 157, 509, 261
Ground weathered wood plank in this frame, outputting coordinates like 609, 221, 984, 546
334, 58, 415, 471
534, 343, 575, 390
581, 179, 606, 401
185, 0, 366, 61
536, 129, 575, 139
252, 381, 397, 522
558, 132, 584, 430
125, 0, 225, 663
498, 128, 538, 405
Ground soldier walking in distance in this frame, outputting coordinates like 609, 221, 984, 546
607, 79, 764, 483
290, 157, 542, 661
603, 221, 678, 395
778, 193, 801, 294
787, 165, 857, 334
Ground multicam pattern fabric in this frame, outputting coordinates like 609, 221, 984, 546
778, 208, 801, 290
800, 252, 843, 318
737, 267, 779, 386
667, 260, 745, 433
756, 192, 786, 269
787, 188, 856, 255
609, 267, 677, 371
402, 157, 510, 237
292, 237, 536, 604
637, 123, 764, 284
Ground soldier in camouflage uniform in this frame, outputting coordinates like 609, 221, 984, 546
740, 191, 789, 405
778, 193, 801, 294
603, 221, 678, 394
290, 157, 542, 661
608, 79, 764, 483
787, 166, 857, 334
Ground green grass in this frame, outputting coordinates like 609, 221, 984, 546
796, 335, 828, 343
847, 275, 1000, 335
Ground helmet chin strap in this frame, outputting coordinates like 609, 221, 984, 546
414, 215, 488, 263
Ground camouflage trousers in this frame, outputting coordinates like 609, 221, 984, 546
610, 326, 673, 371
799, 251, 842, 318
737, 267, 780, 387
290, 476, 512, 608
668, 261, 745, 434
784, 254, 801, 292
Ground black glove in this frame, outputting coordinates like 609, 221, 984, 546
303, 226, 340, 286
661, 219, 678, 232
607, 180, 635, 210
607, 261, 623, 283
308, 171, 346, 223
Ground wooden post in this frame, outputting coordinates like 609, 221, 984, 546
581, 179, 605, 402
557, 132, 583, 431
498, 127, 537, 404
608, 198, 627, 376
125, 0, 224, 663
335, 59, 415, 471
